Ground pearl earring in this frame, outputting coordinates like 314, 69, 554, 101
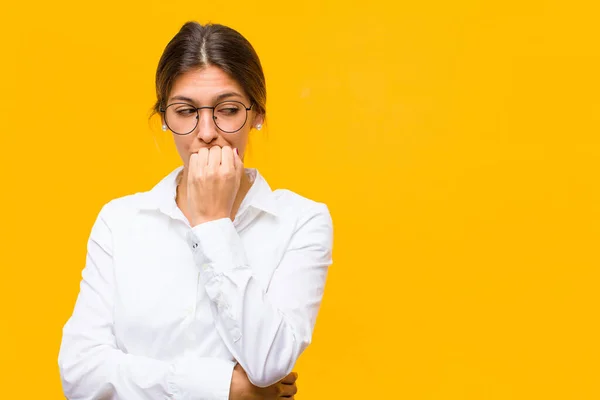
256, 123, 262, 131
162, 124, 167, 131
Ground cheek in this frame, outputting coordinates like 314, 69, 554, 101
174, 136, 192, 149
225, 131, 250, 150
173, 136, 193, 158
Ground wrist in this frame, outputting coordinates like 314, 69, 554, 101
229, 364, 247, 400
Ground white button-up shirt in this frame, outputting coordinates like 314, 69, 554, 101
58, 166, 333, 400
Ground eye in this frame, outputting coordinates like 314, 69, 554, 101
216, 102, 242, 116
220, 108, 240, 115
175, 108, 197, 116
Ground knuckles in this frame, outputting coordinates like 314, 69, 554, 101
189, 167, 236, 181
188, 146, 240, 185
221, 168, 236, 179
204, 169, 218, 179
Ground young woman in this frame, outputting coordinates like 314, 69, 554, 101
58, 21, 333, 400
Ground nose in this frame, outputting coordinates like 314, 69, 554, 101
195, 108, 218, 143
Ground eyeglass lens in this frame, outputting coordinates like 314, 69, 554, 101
164, 101, 248, 134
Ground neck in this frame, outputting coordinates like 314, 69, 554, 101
175, 167, 252, 223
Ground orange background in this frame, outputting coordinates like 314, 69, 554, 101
1, 0, 599, 398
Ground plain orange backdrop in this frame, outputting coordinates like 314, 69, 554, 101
1, 0, 599, 398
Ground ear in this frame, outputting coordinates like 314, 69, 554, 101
253, 113, 265, 129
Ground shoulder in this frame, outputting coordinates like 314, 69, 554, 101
271, 189, 333, 247
95, 192, 148, 229
95, 166, 181, 226
272, 189, 330, 220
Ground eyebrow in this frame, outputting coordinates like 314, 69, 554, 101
168, 92, 244, 104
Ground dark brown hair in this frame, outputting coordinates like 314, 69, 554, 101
150, 21, 266, 120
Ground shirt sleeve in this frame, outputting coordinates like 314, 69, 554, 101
186, 202, 334, 388
58, 202, 235, 400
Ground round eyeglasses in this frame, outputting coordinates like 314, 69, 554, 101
160, 101, 253, 135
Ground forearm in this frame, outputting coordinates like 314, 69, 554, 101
58, 335, 235, 400
186, 211, 331, 388
203, 267, 305, 387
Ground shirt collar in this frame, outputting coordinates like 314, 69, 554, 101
139, 166, 279, 217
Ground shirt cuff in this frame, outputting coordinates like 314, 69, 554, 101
186, 218, 248, 275
167, 356, 235, 400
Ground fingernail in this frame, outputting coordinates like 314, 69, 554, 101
234, 148, 239, 156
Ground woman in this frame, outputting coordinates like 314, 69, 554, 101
58, 21, 333, 400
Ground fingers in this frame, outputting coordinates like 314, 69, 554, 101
221, 146, 235, 173
279, 382, 298, 398
197, 147, 209, 176
188, 152, 198, 181
195, 146, 237, 171
280, 372, 298, 384
189, 145, 239, 182
207, 146, 222, 172
186, 145, 241, 226
279, 372, 298, 398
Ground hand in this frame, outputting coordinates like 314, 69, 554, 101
229, 363, 298, 400
187, 146, 243, 226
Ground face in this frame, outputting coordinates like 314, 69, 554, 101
162, 65, 263, 169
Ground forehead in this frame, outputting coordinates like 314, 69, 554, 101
169, 65, 246, 101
